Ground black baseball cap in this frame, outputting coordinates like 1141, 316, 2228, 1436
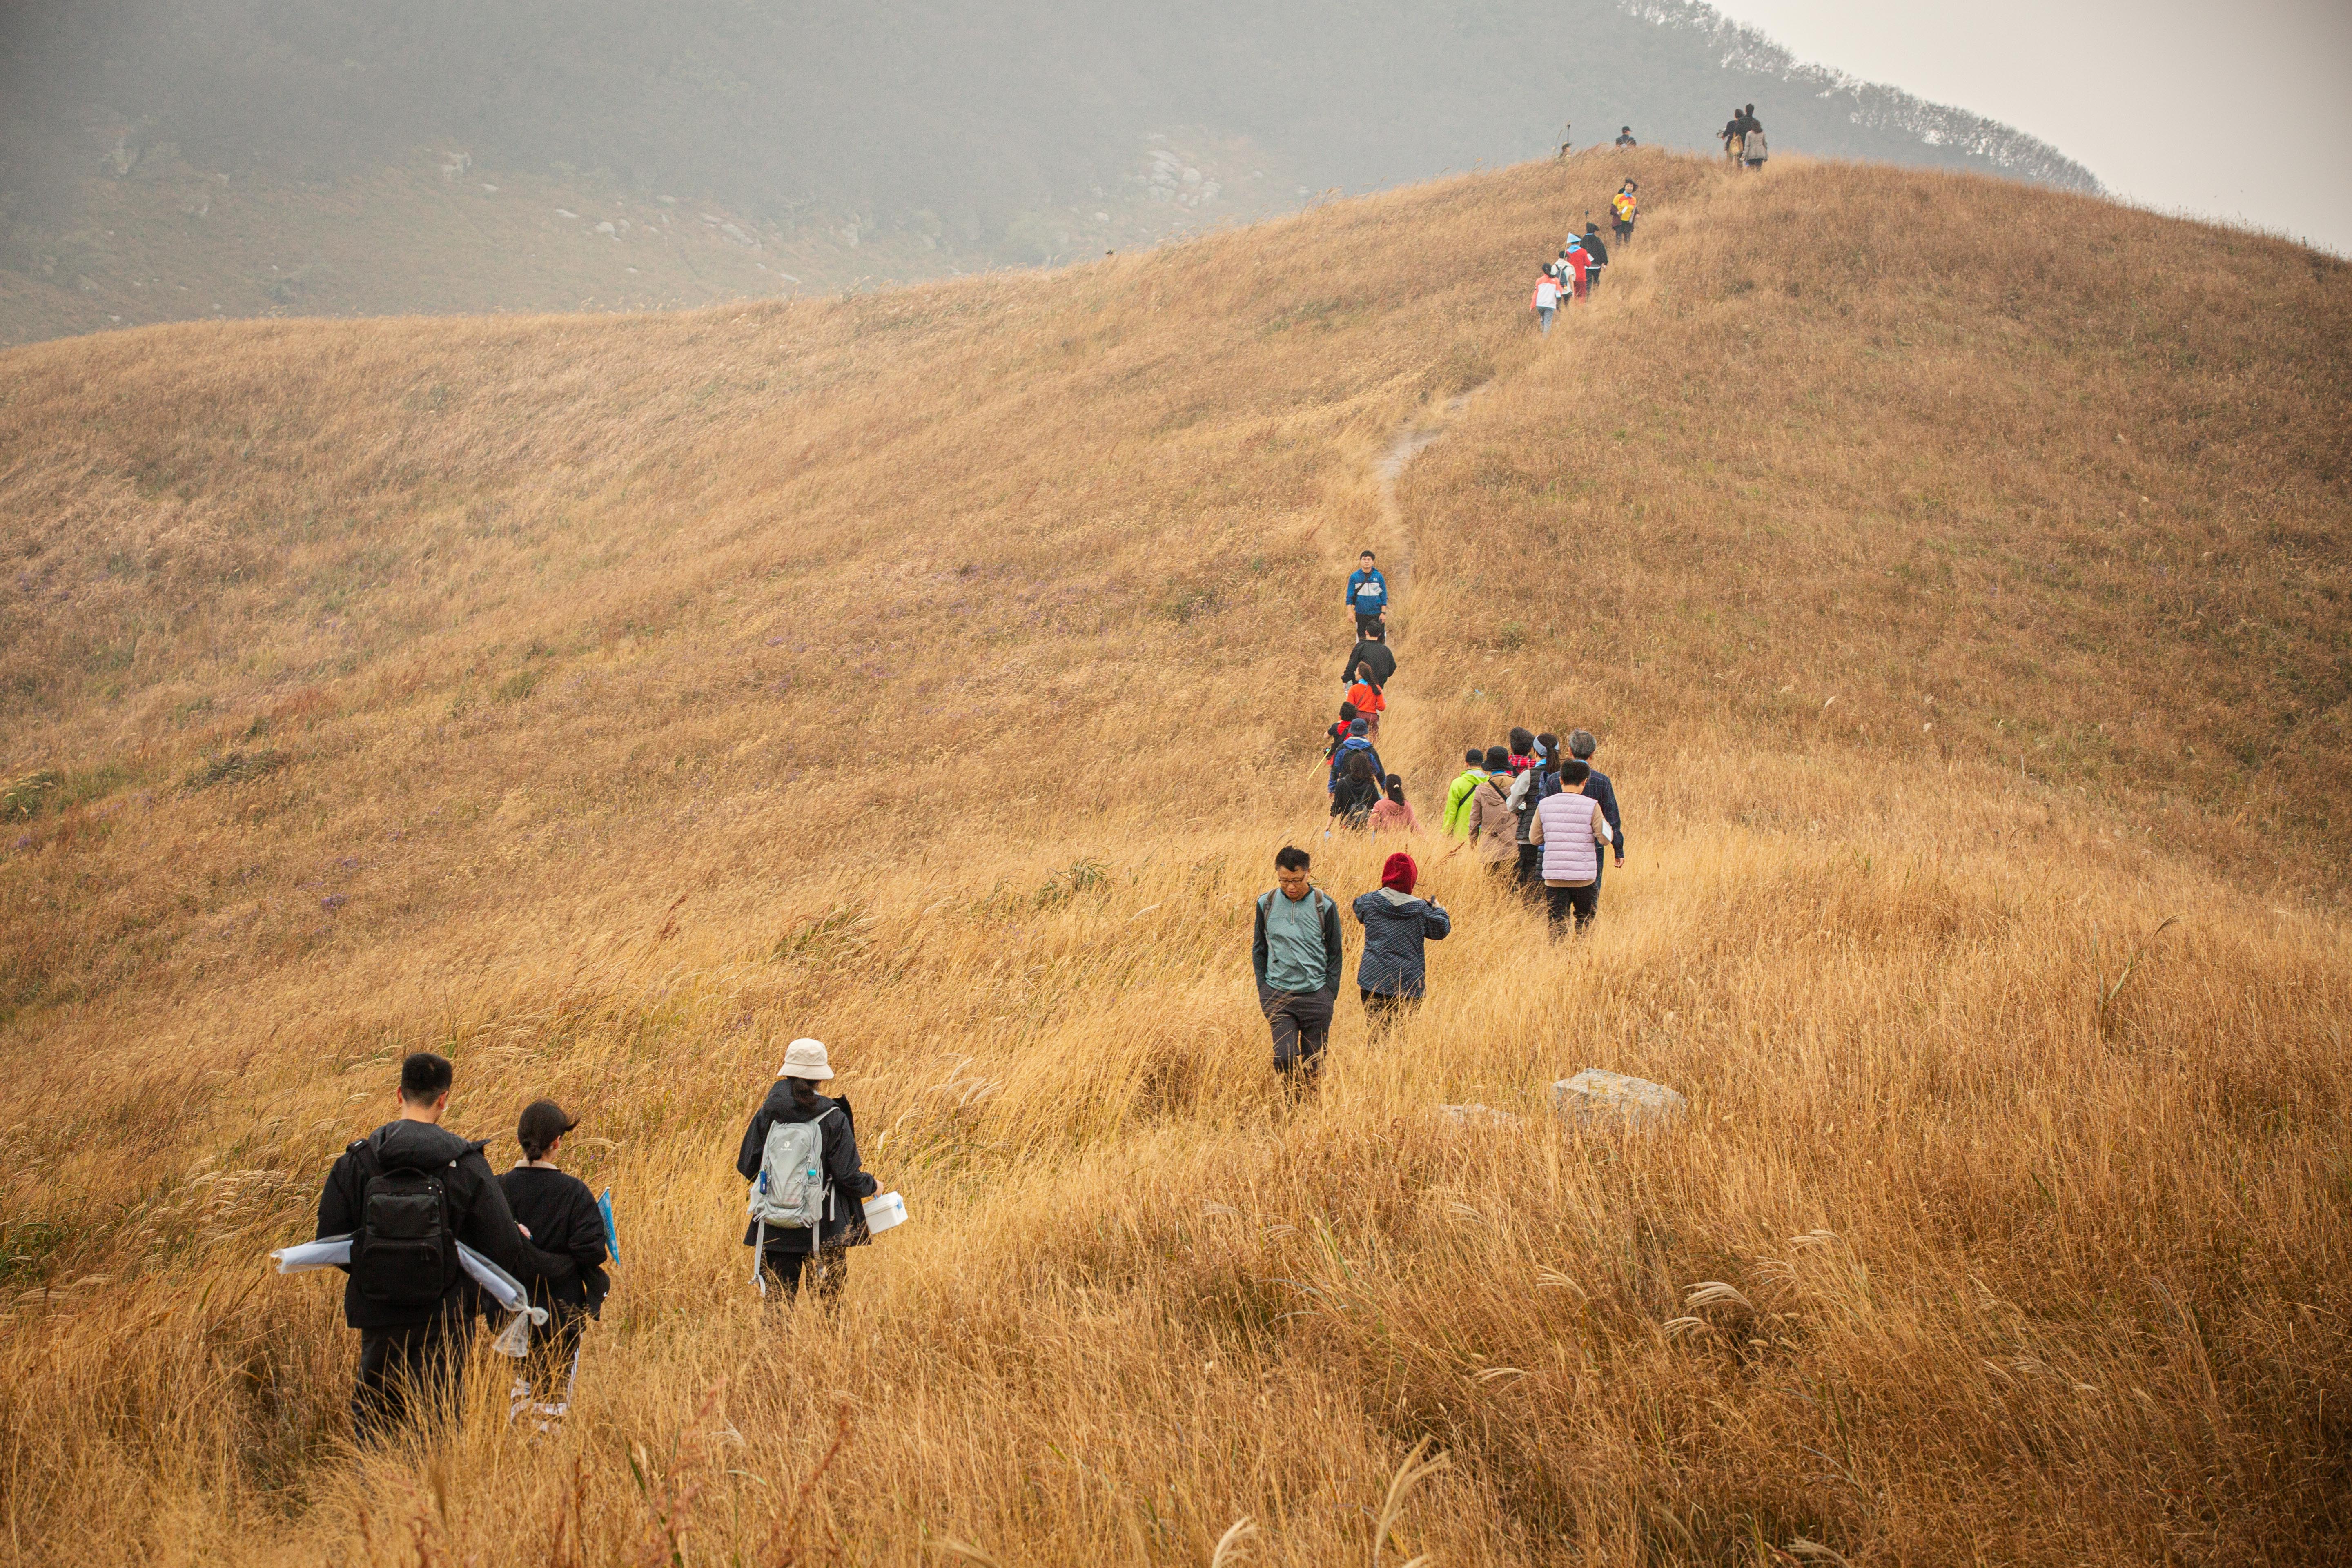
517, 1099, 578, 1152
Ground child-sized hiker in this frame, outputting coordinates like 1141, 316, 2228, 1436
1441, 750, 1486, 837
1325, 701, 1361, 764
499, 1100, 611, 1429
1345, 665, 1387, 738
737, 1040, 878, 1304
1369, 774, 1421, 834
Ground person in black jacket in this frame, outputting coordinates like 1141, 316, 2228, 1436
498, 1099, 610, 1425
1566, 728, 1626, 908
1331, 751, 1382, 828
314, 1052, 579, 1443
736, 1038, 879, 1303
1340, 624, 1397, 688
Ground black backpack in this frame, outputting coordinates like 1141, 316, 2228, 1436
350, 1142, 461, 1310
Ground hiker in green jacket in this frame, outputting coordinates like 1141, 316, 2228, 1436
1441, 749, 1486, 838
1252, 845, 1345, 1094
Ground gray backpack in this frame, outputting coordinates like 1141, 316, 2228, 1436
752, 1109, 835, 1230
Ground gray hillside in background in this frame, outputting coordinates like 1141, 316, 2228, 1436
0, 0, 2098, 339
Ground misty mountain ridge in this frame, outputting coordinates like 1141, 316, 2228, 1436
0, 0, 2098, 344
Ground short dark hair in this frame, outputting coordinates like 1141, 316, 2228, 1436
1275, 845, 1311, 873
1464, 748, 1484, 765
1339, 700, 1358, 720
1561, 760, 1592, 786
1509, 728, 1534, 753
400, 1052, 454, 1104
1358, 549, 1375, 559
1483, 746, 1510, 771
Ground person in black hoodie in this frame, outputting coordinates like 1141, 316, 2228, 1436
1340, 624, 1397, 688
498, 1099, 610, 1425
736, 1038, 879, 1303
314, 1052, 579, 1443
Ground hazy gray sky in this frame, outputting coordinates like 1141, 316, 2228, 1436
1719, 0, 2352, 254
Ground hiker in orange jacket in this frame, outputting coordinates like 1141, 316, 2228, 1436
1345, 665, 1387, 738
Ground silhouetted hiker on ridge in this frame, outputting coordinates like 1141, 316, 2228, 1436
1615, 126, 1637, 148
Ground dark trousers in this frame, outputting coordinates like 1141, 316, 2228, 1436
1261, 984, 1336, 1087
1354, 612, 1385, 639
513, 1304, 587, 1410
1545, 882, 1599, 935
354, 1316, 470, 1443
1514, 842, 1544, 899
1361, 988, 1421, 1038
762, 1246, 849, 1303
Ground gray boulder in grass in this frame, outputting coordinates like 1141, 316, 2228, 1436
1552, 1070, 1686, 1129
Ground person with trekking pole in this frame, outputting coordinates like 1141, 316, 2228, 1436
313, 1052, 580, 1443
737, 1039, 878, 1304
498, 1100, 611, 1430
1253, 845, 1345, 1094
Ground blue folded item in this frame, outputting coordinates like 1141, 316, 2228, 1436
598, 1186, 619, 1264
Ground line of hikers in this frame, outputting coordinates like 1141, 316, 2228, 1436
1274, 551, 1628, 1090
308, 1040, 880, 1443
1530, 184, 1638, 333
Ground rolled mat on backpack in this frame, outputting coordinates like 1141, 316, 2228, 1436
269, 1233, 549, 1326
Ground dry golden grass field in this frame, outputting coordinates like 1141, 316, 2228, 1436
1, 150, 2348, 1566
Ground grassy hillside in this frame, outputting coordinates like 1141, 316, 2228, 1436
1, 151, 2348, 1566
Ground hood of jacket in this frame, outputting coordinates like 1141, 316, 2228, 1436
369, 1119, 484, 1172
758, 1082, 840, 1123
1355, 888, 1441, 921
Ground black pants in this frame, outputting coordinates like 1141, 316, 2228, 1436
1514, 842, 1544, 899
1587, 268, 1603, 296
762, 1246, 849, 1303
1361, 988, 1420, 1038
1354, 612, 1385, 639
512, 1304, 587, 1411
1614, 222, 1632, 247
354, 1316, 470, 1444
1261, 984, 1336, 1086
1545, 882, 1599, 935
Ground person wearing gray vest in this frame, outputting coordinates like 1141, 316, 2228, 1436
736, 1039, 878, 1303
1252, 845, 1345, 1093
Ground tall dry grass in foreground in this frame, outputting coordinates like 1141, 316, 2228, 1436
1, 153, 2348, 1565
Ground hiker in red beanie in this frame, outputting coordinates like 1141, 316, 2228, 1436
1351, 851, 1450, 1039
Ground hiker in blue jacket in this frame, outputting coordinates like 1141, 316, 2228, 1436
1326, 718, 1385, 795
1345, 550, 1390, 638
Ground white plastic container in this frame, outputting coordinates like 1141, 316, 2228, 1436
862, 1191, 908, 1235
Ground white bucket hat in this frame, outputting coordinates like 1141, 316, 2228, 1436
775, 1038, 835, 1081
